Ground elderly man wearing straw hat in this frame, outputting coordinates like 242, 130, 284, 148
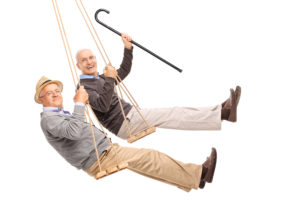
76, 33, 241, 141
35, 76, 218, 191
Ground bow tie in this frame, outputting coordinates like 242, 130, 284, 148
52, 108, 71, 115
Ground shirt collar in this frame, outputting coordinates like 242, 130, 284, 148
79, 72, 100, 80
43, 107, 61, 112
43, 107, 71, 116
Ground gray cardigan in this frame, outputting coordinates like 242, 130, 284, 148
40, 105, 110, 170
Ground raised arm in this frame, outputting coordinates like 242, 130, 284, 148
43, 86, 89, 140
117, 33, 133, 81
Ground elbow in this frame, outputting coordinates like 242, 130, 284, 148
66, 125, 83, 140
102, 106, 110, 113
99, 103, 111, 112
92, 99, 111, 113
91, 103, 110, 113
90, 95, 112, 113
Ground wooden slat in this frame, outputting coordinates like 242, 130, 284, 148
107, 166, 119, 174
118, 162, 129, 170
94, 162, 129, 180
95, 171, 107, 179
127, 127, 156, 143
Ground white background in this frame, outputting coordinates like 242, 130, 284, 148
0, 0, 299, 199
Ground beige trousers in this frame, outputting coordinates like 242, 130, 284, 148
117, 105, 222, 139
86, 144, 202, 192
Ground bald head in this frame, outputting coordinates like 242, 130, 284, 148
76, 49, 98, 76
76, 49, 94, 63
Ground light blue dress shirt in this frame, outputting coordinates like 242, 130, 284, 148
43, 102, 85, 115
79, 72, 100, 80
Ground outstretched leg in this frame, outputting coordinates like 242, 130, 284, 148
117, 86, 241, 139
86, 144, 217, 191
118, 105, 222, 139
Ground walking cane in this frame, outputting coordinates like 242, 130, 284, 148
94, 8, 183, 73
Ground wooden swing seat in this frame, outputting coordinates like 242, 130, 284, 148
94, 162, 128, 180
127, 126, 156, 143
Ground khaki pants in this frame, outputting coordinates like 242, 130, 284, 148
117, 105, 222, 139
86, 144, 202, 192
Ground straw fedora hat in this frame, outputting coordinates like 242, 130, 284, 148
34, 76, 63, 104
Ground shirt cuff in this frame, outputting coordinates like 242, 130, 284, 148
124, 46, 133, 52
75, 102, 85, 107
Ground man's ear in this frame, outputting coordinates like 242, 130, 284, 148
76, 63, 81, 70
37, 97, 43, 104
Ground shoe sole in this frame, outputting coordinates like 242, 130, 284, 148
199, 180, 206, 189
235, 86, 241, 106
204, 148, 217, 183
228, 89, 237, 122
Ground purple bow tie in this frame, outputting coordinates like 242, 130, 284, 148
52, 109, 71, 115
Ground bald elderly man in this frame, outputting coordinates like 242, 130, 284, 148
35, 76, 217, 191
76, 33, 241, 140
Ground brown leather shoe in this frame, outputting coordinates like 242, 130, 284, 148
221, 89, 233, 120
203, 148, 217, 183
221, 86, 241, 122
199, 179, 206, 189
235, 85, 241, 106
228, 88, 237, 122
199, 147, 217, 188
228, 85, 242, 122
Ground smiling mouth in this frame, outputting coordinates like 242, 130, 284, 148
87, 65, 94, 69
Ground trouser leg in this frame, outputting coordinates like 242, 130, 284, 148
86, 144, 202, 192
117, 105, 222, 139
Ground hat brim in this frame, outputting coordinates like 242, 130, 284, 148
34, 80, 63, 104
